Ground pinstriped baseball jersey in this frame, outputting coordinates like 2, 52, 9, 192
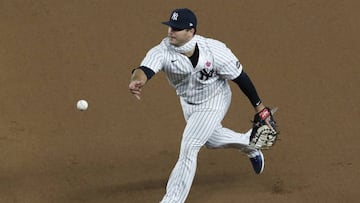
140, 35, 243, 104
140, 34, 259, 203
132, 7, 268, 203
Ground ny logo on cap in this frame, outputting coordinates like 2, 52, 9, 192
171, 12, 179, 21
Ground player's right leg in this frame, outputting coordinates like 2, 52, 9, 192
160, 109, 223, 203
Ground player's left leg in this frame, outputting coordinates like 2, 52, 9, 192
205, 127, 251, 149
201, 84, 257, 154
205, 126, 262, 155
205, 127, 265, 174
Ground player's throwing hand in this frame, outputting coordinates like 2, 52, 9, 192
129, 80, 144, 100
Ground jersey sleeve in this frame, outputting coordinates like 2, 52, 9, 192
140, 45, 164, 74
210, 39, 243, 80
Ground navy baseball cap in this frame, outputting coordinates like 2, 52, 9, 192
162, 8, 197, 30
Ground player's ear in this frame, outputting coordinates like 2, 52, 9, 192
188, 28, 196, 35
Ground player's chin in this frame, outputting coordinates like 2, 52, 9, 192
168, 37, 178, 45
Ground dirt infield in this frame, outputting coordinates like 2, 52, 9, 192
1, 0, 359, 202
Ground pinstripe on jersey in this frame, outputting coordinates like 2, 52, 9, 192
140, 35, 242, 104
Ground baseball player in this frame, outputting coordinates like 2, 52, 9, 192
129, 8, 277, 203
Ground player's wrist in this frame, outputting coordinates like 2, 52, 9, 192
255, 103, 265, 113
130, 69, 148, 83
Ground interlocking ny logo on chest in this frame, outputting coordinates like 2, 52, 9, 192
199, 61, 214, 80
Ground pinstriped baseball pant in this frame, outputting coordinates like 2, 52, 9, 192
160, 84, 257, 203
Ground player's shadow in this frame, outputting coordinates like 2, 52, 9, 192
64, 177, 166, 201
65, 172, 242, 202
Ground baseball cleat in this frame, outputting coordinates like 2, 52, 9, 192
249, 150, 264, 174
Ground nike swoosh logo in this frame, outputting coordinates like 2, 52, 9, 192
171, 59, 177, 63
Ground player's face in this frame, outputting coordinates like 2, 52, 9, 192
167, 27, 195, 47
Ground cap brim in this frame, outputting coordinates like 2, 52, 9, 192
161, 21, 186, 30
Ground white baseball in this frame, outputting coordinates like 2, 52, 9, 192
76, 99, 88, 111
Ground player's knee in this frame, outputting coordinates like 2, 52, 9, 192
204, 142, 219, 149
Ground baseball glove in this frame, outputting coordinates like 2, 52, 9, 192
249, 107, 278, 149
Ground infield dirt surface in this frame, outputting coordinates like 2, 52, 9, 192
1, 0, 359, 202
